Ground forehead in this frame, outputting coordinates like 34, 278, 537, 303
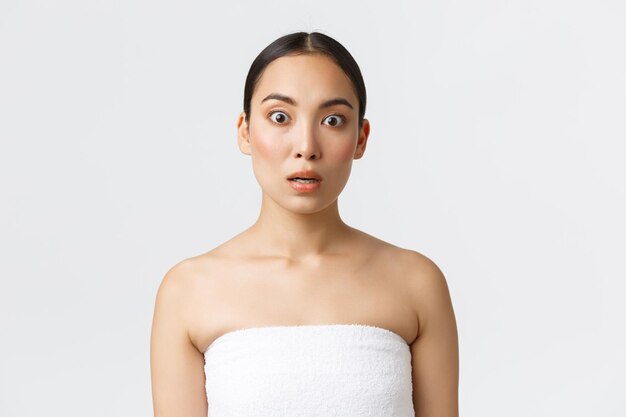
253, 54, 357, 104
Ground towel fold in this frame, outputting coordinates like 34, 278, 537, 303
204, 323, 415, 417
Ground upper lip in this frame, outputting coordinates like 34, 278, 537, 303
287, 169, 323, 181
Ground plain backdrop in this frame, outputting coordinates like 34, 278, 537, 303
1, 0, 624, 416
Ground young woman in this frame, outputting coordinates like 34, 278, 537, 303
150, 31, 459, 417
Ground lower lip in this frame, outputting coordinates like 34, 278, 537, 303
288, 179, 321, 192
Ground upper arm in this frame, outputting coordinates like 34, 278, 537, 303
150, 262, 208, 417
408, 253, 459, 417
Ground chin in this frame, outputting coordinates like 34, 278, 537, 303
283, 199, 329, 213
264, 192, 334, 214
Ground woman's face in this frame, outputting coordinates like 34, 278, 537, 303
237, 53, 370, 214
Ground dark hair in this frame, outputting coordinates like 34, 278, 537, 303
243, 32, 367, 129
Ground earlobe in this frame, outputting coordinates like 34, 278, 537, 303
354, 118, 370, 160
236, 112, 252, 155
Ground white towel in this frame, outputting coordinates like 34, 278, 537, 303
204, 323, 415, 417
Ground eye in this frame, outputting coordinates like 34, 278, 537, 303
269, 111, 290, 124
322, 114, 345, 127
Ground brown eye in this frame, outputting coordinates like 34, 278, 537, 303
322, 114, 345, 127
269, 111, 289, 124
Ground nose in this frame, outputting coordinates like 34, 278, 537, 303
293, 120, 321, 160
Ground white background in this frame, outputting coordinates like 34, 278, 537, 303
1, 0, 624, 416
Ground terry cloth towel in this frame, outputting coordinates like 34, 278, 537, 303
203, 323, 415, 417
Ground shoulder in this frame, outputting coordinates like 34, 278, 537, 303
154, 253, 223, 317
157, 256, 208, 294
388, 247, 453, 336
150, 257, 216, 415
355, 228, 445, 283
152, 254, 228, 350
351, 229, 447, 287
154, 231, 258, 318
351, 229, 452, 322
401, 249, 459, 416
395, 248, 447, 290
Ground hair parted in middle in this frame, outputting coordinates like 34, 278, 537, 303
242, 32, 367, 129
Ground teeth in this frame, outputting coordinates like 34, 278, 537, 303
292, 178, 318, 183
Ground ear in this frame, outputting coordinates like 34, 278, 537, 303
236, 112, 251, 155
353, 118, 370, 160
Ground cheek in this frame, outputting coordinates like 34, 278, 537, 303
328, 134, 357, 163
249, 125, 284, 161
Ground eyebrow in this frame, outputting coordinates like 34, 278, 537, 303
261, 93, 354, 110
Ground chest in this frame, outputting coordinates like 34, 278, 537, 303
190, 255, 417, 350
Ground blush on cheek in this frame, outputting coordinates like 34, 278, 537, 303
250, 127, 282, 159
331, 138, 358, 162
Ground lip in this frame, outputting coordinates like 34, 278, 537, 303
287, 169, 323, 181
288, 179, 320, 193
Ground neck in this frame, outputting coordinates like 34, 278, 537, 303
248, 192, 351, 261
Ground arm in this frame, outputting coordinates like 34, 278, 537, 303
150, 263, 208, 417
408, 253, 459, 417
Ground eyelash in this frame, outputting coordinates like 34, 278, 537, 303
268, 110, 346, 126
323, 114, 346, 127
268, 110, 290, 124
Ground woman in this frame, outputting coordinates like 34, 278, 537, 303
150, 31, 459, 417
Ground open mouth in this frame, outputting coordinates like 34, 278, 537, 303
289, 177, 320, 183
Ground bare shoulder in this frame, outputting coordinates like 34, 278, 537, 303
350, 228, 447, 287
349, 228, 452, 323
378, 244, 454, 337
396, 249, 459, 416
154, 252, 225, 326
156, 255, 212, 299
153, 251, 231, 354
393, 248, 448, 291
150, 255, 222, 417
353, 229, 447, 283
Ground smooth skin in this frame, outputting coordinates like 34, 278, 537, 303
150, 53, 459, 417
